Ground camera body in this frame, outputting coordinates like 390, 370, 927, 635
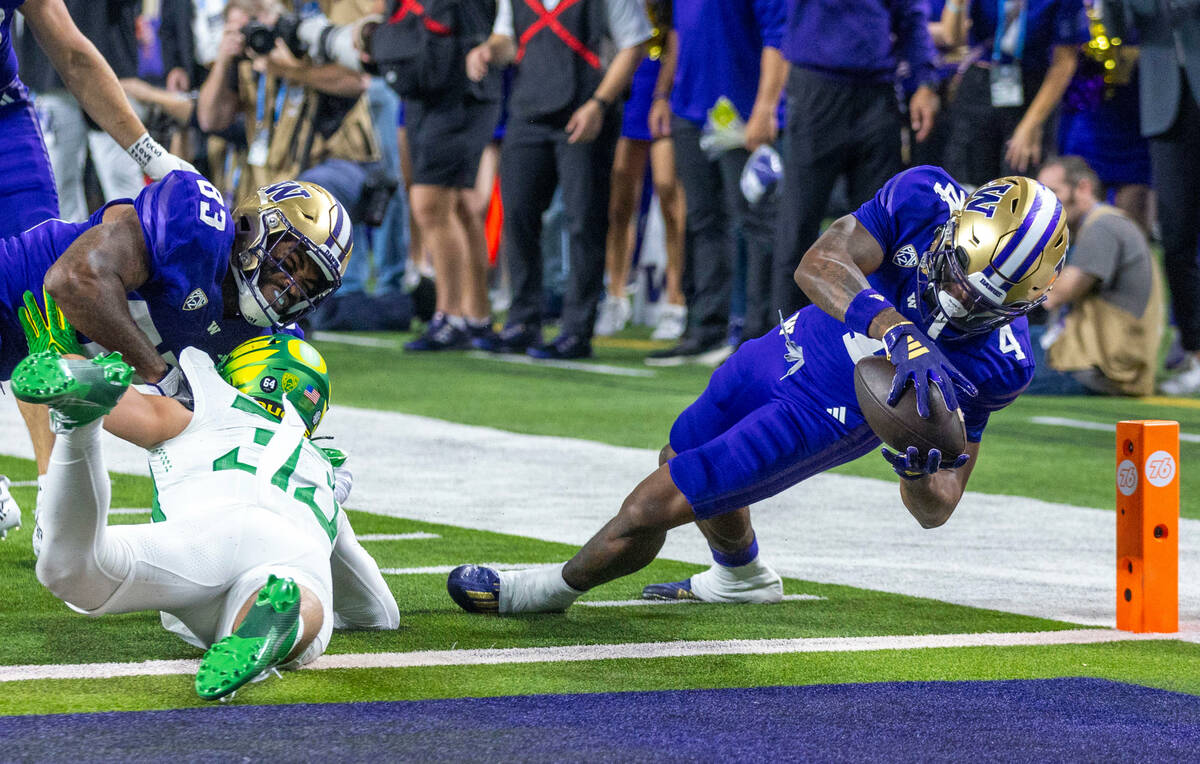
241, 13, 306, 58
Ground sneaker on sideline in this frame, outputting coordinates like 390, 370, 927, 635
1161, 354, 1200, 395
527, 333, 592, 360
594, 295, 632, 336
651, 303, 687, 341
645, 335, 733, 367
403, 314, 469, 352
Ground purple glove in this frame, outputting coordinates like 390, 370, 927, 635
881, 446, 970, 481
882, 322, 977, 417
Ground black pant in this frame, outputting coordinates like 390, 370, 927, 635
943, 64, 1034, 188
672, 117, 777, 343
773, 67, 902, 317
1149, 72, 1200, 352
500, 106, 621, 339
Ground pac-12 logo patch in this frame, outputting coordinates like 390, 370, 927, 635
182, 288, 208, 311
892, 245, 919, 268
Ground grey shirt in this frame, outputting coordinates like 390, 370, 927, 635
494, 0, 651, 50
1069, 205, 1154, 318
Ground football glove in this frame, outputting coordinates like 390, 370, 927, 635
320, 448, 352, 504
18, 289, 85, 356
881, 446, 970, 481
882, 322, 977, 418
137, 365, 194, 407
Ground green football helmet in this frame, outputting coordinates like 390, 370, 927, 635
216, 334, 331, 436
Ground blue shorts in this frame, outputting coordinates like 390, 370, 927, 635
668, 329, 880, 519
0, 81, 59, 237
620, 58, 660, 142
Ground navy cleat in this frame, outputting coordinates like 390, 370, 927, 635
641, 579, 702, 601
447, 565, 501, 613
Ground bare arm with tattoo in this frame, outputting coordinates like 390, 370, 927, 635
793, 215, 908, 339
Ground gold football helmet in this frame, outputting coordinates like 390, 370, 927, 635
919, 176, 1068, 338
231, 180, 353, 328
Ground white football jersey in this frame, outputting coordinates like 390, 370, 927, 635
147, 346, 339, 551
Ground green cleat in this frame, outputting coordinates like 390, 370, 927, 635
195, 574, 302, 701
11, 352, 133, 429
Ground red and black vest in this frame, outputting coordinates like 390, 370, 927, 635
509, 0, 608, 120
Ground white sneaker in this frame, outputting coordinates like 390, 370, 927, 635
0, 476, 21, 541
651, 303, 687, 340
594, 295, 632, 336
1160, 355, 1200, 395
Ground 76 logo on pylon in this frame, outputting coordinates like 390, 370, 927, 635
1144, 450, 1177, 488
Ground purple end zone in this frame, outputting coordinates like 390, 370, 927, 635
3, 678, 1199, 762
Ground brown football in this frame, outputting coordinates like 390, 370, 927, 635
853, 355, 967, 457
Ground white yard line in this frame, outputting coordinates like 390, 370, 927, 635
309, 332, 400, 349
1031, 416, 1200, 444
109, 508, 150, 516
578, 594, 825, 607
381, 563, 560, 575
0, 629, 1183, 683
358, 533, 440, 541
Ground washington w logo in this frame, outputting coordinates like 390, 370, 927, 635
964, 181, 1011, 218
261, 181, 311, 203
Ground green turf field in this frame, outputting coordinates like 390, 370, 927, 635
1, 328, 1197, 716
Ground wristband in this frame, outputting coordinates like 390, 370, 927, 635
844, 288, 893, 335
652, 92, 670, 101
126, 132, 165, 171
590, 94, 612, 110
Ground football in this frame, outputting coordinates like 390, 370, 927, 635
853, 354, 967, 457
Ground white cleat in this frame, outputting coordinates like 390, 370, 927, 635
642, 561, 783, 603
0, 477, 20, 541
1160, 355, 1200, 396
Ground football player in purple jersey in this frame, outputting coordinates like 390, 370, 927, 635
7, 173, 352, 553
447, 166, 1068, 613
0, 0, 195, 536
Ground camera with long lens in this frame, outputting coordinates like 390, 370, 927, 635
240, 13, 306, 57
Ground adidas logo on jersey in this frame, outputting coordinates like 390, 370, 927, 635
892, 245, 918, 268
825, 406, 846, 424
183, 289, 209, 311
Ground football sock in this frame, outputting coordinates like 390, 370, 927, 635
709, 536, 759, 568
689, 553, 783, 604
446, 314, 467, 330
498, 563, 583, 613
36, 420, 132, 610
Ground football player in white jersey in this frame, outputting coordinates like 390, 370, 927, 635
10, 326, 398, 701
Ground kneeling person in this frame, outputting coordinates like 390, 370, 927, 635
12, 334, 399, 700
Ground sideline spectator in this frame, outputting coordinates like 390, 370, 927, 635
1057, 1, 1151, 231
466, 0, 651, 359
1105, 0, 1200, 395
595, 0, 686, 340
645, 0, 787, 366
772, 0, 940, 319
399, 0, 503, 351
941, 0, 1088, 187
1032, 156, 1163, 396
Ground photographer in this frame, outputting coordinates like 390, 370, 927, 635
196, 0, 385, 221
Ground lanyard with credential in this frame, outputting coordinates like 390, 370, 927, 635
992, 0, 1028, 63
253, 73, 289, 135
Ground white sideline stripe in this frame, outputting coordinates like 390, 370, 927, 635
0, 629, 1182, 682
578, 594, 825, 608
9, 480, 38, 488
358, 532, 441, 541
109, 508, 150, 516
381, 563, 560, 575
1031, 416, 1200, 444
465, 351, 656, 378
309, 332, 399, 349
